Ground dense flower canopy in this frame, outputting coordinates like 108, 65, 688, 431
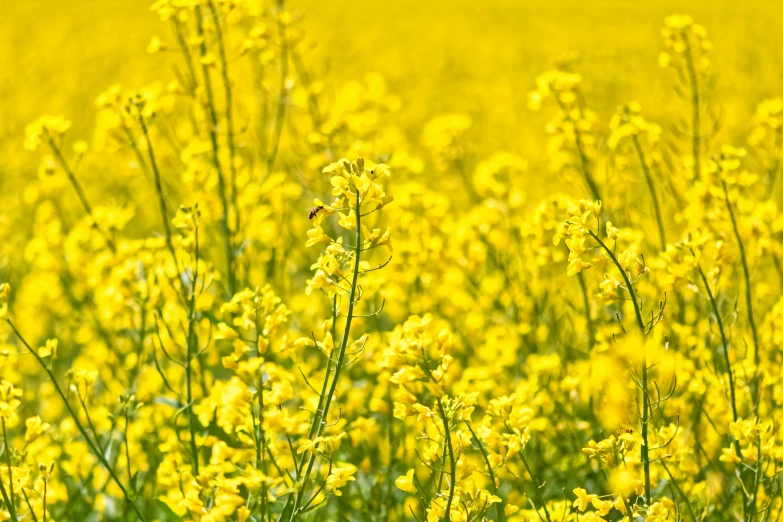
2, 2, 783, 522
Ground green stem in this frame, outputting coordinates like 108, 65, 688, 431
750, 440, 762, 522
722, 181, 760, 393
207, 0, 241, 237
632, 134, 666, 251
288, 195, 363, 521
185, 224, 201, 476
519, 453, 552, 522
661, 460, 697, 522
171, 17, 199, 94
266, 0, 290, 177
466, 422, 504, 522
683, 36, 701, 179
693, 262, 743, 456
45, 134, 116, 253
136, 111, 178, 271
0, 474, 17, 522
1, 419, 18, 522
588, 231, 651, 502
194, 4, 235, 296
620, 496, 634, 522
21, 489, 38, 522
577, 272, 594, 349
124, 413, 133, 487
436, 398, 456, 522
555, 96, 601, 202
42, 478, 47, 522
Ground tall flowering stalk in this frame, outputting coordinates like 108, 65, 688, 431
529, 60, 602, 202
556, 200, 667, 508
608, 103, 667, 252
24, 115, 117, 253
281, 157, 393, 520
659, 14, 713, 181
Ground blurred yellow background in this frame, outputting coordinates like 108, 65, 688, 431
4, 0, 782, 175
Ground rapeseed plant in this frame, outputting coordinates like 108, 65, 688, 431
5, 3, 783, 522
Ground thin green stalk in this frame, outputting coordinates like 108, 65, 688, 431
436, 433, 448, 494
42, 476, 47, 522
620, 495, 635, 522
632, 134, 666, 251
185, 223, 201, 476
45, 134, 116, 253
750, 439, 763, 522
661, 460, 697, 522
287, 195, 363, 521
722, 181, 760, 376
257, 380, 268, 522
6, 320, 148, 522
1, 419, 17, 522
20, 489, 38, 522
266, 0, 290, 176
207, 0, 241, 236
683, 37, 701, 179
124, 412, 133, 488
588, 231, 651, 502
293, 295, 338, 476
253, 305, 274, 522
194, 4, 235, 296
385, 387, 395, 522
577, 272, 595, 349
574, 125, 602, 203
436, 398, 457, 522
122, 125, 152, 179
0, 474, 17, 522
466, 422, 504, 522
75, 393, 106, 453
171, 18, 199, 94
554, 96, 601, 202
693, 262, 742, 452
136, 111, 178, 270
519, 453, 552, 522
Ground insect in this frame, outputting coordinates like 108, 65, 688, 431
308, 206, 324, 219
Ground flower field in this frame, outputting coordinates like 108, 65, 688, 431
2, 1, 783, 521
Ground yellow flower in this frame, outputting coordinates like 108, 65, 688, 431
377, 228, 393, 252
39, 338, 58, 359
147, 35, 166, 53
606, 221, 619, 240
567, 257, 592, 276
0, 381, 22, 422
306, 226, 332, 247
646, 502, 669, 522
326, 463, 357, 495
396, 469, 418, 493
719, 447, 741, 465
317, 331, 335, 356
24, 115, 72, 150
215, 322, 239, 340
25, 415, 50, 442
572, 488, 596, 512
